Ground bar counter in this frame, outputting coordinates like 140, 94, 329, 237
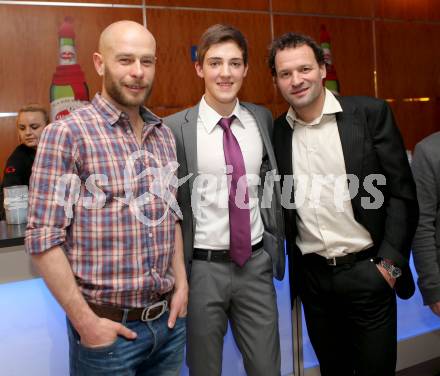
0, 220, 25, 248
0, 220, 37, 284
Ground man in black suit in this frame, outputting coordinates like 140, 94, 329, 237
268, 32, 418, 376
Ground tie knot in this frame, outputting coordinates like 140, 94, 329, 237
218, 116, 235, 131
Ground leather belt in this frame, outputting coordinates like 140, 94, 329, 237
303, 246, 377, 267
88, 293, 171, 322
193, 240, 264, 262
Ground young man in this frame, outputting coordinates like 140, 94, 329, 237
26, 21, 187, 375
269, 32, 418, 376
165, 24, 284, 376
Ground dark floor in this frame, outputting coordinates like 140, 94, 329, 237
397, 357, 440, 376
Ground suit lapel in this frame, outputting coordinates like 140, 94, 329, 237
181, 105, 199, 198
278, 117, 294, 210
279, 117, 293, 176
336, 101, 364, 179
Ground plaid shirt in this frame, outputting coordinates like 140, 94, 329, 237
26, 94, 180, 308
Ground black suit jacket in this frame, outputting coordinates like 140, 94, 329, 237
273, 95, 419, 300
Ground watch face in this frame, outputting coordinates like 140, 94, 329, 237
391, 268, 402, 278
380, 260, 402, 278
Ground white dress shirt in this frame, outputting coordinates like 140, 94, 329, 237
286, 89, 373, 258
193, 97, 264, 250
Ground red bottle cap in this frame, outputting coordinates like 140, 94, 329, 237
59, 16, 75, 39
320, 24, 330, 43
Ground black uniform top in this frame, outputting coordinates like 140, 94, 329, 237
2, 144, 36, 188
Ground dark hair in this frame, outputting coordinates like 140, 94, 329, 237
17, 104, 49, 125
197, 24, 248, 66
268, 32, 325, 76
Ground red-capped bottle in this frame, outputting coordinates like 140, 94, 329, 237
50, 17, 89, 121
320, 25, 340, 95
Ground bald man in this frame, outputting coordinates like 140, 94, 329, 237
26, 21, 188, 375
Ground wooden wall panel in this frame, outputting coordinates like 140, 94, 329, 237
0, 5, 144, 112
1, 0, 439, 167
387, 101, 440, 150
272, 15, 375, 103
24, 1, 142, 4
375, 21, 440, 99
375, 21, 440, 148
272, 0, 373, 17
146, 0, 268, 11
375, 0, 440, 21
147, 8, 274, 114
426, 0, 440, 21
0, 5, 143, 172
0, 117, 19, 179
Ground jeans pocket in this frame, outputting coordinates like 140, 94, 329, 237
173, 316, 187, 330
76, 336, 135, 376
79, 337, 119, 353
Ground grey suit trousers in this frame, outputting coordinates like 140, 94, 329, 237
187, 248, 281, 376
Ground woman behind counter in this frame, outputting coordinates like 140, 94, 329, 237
2, 104, 49, 188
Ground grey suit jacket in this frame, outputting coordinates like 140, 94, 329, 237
412, 132, 440, 305
165, 102, 285, 280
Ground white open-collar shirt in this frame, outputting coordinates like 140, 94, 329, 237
286, 89, 373, 258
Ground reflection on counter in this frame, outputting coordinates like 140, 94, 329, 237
0, 220, 26, 248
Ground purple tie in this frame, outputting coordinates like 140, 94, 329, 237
218, 116, 252, 267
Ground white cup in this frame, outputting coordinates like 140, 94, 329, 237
3, 185, 29, 225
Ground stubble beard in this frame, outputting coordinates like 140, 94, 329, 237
104, 72, 152, 109
287, 86, 323, 111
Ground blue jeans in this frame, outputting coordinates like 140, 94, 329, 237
67, 312, 186, 376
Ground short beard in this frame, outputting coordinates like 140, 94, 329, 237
104, 70, 152, 108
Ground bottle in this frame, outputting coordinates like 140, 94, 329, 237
50, 17, 89, 121
320, 25, 340, 95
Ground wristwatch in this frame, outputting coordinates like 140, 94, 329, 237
374, 257, 402, 279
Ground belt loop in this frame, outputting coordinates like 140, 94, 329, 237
121, 308, 129, 324
207, 250, 212, 262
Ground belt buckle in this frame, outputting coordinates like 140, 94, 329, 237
327, 257, 337, 266
141, 300, 168, 322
